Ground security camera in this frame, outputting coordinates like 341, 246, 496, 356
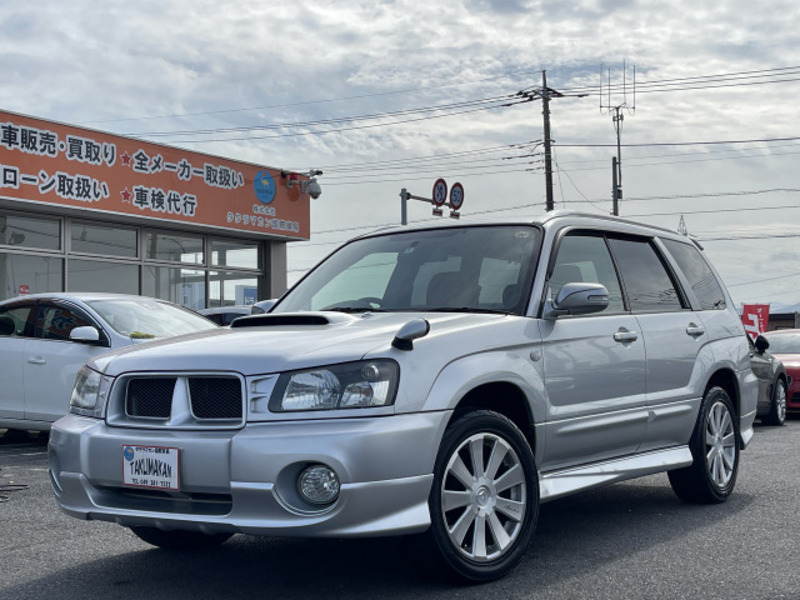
303, 179, 322, 199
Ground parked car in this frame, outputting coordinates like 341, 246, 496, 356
749, 334, 788, 425
0, 292, 218, 432
49, 213, 757, 583
760, 329, 800, 415
198, 305, 252, 326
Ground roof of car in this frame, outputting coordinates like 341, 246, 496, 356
350, 210, 692, 242
0, 292, 171, 305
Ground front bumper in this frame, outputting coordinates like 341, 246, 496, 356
48, 412, 449, 538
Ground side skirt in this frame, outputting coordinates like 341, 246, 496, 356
539, 446, 693, 503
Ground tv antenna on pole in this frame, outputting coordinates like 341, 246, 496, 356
600, 61, 636, 215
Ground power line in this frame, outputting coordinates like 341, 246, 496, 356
85, 67, 553, 126
134, 93, 521, 137
159, 100, 530, 144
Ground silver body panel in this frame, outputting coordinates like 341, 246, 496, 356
49, 212, 758, 538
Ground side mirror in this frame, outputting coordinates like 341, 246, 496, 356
69, 326, 106, 346
392, 318, 430, 351
544, 283, 610, 319
251, 299, 277, 314
754, 334, 770, 354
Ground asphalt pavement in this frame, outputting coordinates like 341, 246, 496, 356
1, 420, 798, 600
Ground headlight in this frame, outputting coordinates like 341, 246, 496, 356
70, 366, 108, 417
270, 360, 399, 412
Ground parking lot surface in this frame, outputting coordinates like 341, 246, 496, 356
1, 421, 798, 600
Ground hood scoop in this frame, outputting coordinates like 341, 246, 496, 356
230, 314, 332, 328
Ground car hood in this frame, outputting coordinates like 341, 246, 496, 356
773, 353, 800, 371
90, 311, 511, 377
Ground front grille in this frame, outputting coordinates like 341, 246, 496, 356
189, 377, 242, 419
115, 373, 244, 428
126, 378, 176, 418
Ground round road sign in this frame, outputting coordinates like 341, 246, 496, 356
449, 182, 464, 210
432, 178, 448, 207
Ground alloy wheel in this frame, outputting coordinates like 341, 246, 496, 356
440, 432, 527, 562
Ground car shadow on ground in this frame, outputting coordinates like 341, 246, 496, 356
4, 475, 754, 600
0, 429, 49, 446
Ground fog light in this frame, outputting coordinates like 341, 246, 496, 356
297, 464, 340, 505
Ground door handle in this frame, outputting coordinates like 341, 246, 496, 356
614, 328, 639, 343
27, 356, 46, 365
686, 323, 705, 338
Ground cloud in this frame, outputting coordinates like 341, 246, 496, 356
1, 0, 800, 301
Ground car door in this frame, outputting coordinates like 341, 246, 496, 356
0, 301, 36, 422
606, 237, 706, 452
539, 232, 648, 471
22, 300, 108, 424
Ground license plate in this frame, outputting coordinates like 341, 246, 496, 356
122, 445, 180, 490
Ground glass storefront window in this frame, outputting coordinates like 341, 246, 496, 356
0, 254, 63, 297
71, 222, 137, 257
67, 259, 138, 294
145, 231, 204, 264
211, 239, 260, 269
0, 213, 60, 250
210, 271, 258, 307
142, 265, 206, 311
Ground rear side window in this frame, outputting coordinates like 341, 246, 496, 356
0, 304, 33, 337
608, 238, 684, 312
661, 239, 726, 310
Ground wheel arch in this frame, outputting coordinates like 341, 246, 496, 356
705, 368, 740, 417
448, 381, 537, 457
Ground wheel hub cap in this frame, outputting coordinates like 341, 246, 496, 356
441, 432, 527, 563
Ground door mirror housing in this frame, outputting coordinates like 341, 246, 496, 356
69, 326, 106, 346
754, 334, 770, 354
544, 283, 610, 319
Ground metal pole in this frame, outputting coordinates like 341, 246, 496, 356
542, 71, 555, 212
400, 188, 408, 225
611, 156, 619, 216
614, 107, 623, 214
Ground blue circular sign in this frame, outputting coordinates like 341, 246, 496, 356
123, 446, 135, 461
254, 170, 276, 204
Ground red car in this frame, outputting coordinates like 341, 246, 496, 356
762, 329, 800, 415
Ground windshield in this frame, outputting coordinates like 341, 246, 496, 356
88, 298, 218, 338
274, 225, 541, 316
763, 332, 800, 354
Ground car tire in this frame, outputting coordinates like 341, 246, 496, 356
426, 410, 539, 583
762, 378, 787, 426
668, 386, 739, 504
129, 526, 233, 550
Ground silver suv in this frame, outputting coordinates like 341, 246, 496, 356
49, 212, 757, 582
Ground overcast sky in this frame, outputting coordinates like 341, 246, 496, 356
2, 0, 799, 308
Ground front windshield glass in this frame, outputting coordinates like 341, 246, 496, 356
763, 332, 800, 354
275, 225, 541, 316
88, 298, 218, 338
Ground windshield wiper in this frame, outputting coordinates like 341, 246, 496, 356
324, 306, 389, 313
420, 307, 512, 315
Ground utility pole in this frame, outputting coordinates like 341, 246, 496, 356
611, 107, 623, 215
601, 63, 635, 216
612, 156, 619, 217
541, 71, 557, 212
518, 72, 586, 211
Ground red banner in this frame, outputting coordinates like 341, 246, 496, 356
742, 304, 770, 340
0, 110, 310, 239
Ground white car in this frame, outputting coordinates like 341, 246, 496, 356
0, 292, 218, 432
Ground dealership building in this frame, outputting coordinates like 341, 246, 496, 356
0, 110, 311, 309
